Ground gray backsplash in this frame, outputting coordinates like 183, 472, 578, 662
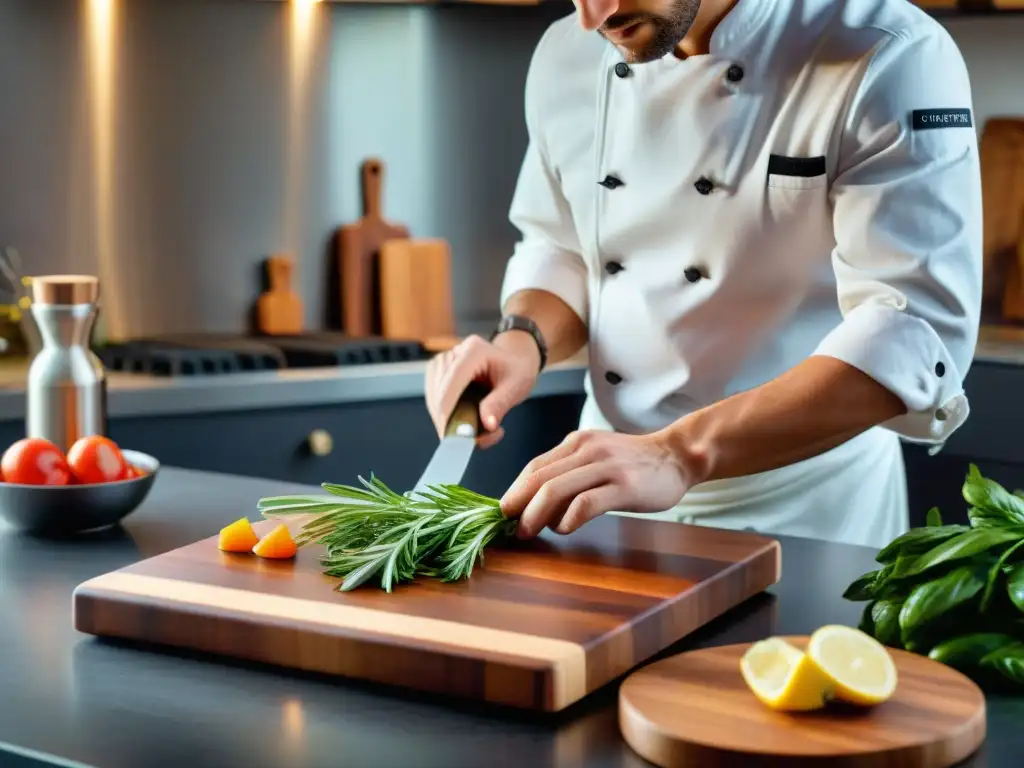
0, 1, 1020, 341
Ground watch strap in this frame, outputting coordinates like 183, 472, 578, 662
491, 314, 548, 372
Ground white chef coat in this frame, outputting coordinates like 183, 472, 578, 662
498, 0, 983, 547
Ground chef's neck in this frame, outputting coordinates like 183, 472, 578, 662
675, 0, 741, 59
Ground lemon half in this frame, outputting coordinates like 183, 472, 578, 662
740, 637, 835, 711
806, 625, 898, 706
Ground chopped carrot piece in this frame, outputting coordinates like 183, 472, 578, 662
253, 523, 298, 560
218, 517, 260, 553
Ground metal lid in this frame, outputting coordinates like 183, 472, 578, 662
30, 275, 100, 306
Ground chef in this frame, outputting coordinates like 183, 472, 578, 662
424, 0, 982, 548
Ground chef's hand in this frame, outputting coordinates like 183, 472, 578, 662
425, 333, 541, 449
500, 430, 690, 537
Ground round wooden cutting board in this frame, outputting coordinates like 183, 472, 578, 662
619, 636, 986, 768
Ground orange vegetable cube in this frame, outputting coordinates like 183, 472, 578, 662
253, 523, 298, 560
218, 517, 260, 553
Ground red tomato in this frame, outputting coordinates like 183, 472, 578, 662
67, 436, 127, 485
1, 438, 71, 485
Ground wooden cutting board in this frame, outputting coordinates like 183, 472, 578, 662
255, 254, 303, 336
337, 158, 410, 337
73, 517, 780, 712
978, 118, 1024, 321
379, 237, 461, 353
619, 637, 987, 768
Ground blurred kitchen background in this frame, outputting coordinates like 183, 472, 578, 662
0, 0, 1022, 528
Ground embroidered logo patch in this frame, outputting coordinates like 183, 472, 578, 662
912, 109, 973, 131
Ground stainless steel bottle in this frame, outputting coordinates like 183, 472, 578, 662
25, 275, 106, 453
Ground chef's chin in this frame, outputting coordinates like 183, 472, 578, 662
603, 18, 687, 63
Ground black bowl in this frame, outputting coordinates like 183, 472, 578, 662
0, 449, 160, 535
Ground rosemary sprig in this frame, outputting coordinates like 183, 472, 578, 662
256, 475, 518, 592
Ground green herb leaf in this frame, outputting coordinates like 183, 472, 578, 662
928, 633, 1019, 671
871, 600, 903, 647
926, 507, 942, 527
257, 477, 517, 592
980, 643, 1024, 686
963, 464, 1024, 528
901, 527, 1024, 577
874, 525, 970, 564
843, 568, 887, 601
858, 601, 876, 635
981, 539, 1024, 613
1007, 562, 1024, 612
898, 563, 987, 644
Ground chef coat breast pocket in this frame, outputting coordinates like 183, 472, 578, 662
766, 154, 827, 190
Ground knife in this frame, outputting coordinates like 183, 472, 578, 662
412, 381, 488, 495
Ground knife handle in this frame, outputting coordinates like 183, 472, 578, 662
445, 381, 489, 438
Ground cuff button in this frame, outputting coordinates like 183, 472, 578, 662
936, 408, 948, 422
935, 362, 946, 377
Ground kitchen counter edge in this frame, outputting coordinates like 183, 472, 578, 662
0, 358, 589, 421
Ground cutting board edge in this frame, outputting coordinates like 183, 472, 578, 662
577, 537, 782, 695
72, 582, 579, 712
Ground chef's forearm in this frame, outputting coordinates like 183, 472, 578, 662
662, 355, 907, 486
497, 289, 589, 366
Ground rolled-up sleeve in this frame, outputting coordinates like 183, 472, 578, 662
499, 30, 588, 323
813, 25, 982, 446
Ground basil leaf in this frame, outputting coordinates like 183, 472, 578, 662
875, 525, 970, 564
899, 563, 987, 644
981, 539, 1024, 613
843, 568, 885, 601
858, 601, 876, 636
871, 600, 902, 647
968, 507, 1017, 529
1007, 562, 1024, 612
926, 507, 942, 527
903, 527, 1024, 577
980, 643, 1024, 686
963, 463, 1024, 527
928, 633, 1019, 671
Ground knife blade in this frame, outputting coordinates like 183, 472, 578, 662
412, 381, 488, 495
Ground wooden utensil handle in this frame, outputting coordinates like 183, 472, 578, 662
445, 381, 489, 438
362, 158, 384, 219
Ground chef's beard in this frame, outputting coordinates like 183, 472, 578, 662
600, 0, 703, 63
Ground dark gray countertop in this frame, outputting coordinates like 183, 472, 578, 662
0, 466, 1020, 768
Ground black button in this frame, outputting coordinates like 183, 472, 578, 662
605, 260, 624, 275
694, 177, 714, 195
605, 371, 623, 385
599, 175, 624, 189
726, 64, 744, 83
935, 362, 946, 377
684, 267, 703, 283
614, 62, 631, 79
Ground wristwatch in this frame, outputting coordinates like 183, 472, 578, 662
491, 314, 548, 372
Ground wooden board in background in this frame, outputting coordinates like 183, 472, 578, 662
255, 254, 303, 336
379, 237, 461, 353
73, 517, 781, 712
619, 637, 987, 768
337, 158, 409, 337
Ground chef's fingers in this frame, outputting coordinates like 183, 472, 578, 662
478, 379, 525, 433
551, 483, 628, 536
425, 350, 459, 436
514, 463, 610, 539
500, 442, 591, 517
434, 343, 488, 437
476, 427, 505, 449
